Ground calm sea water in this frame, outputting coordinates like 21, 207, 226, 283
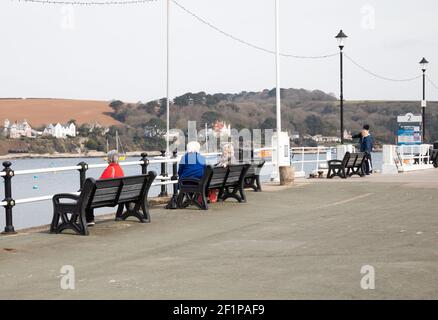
0, 152, 382, 230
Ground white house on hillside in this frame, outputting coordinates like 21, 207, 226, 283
3, 119, 33, 139
43, 122, 76, 138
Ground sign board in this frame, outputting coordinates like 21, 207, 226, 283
397, 113, 422, 146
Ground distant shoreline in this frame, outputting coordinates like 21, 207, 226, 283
0, 150, 162, 161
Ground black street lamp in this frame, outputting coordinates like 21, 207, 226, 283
335, 30, 348, 144
419, 57, 429, 143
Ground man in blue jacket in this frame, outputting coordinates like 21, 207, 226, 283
178, 141, 206, 180
359, 125, 374, 175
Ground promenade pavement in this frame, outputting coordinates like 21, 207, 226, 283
0, 169, 437, 299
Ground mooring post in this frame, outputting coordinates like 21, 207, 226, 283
171, 149, 178, 195
77, 162, 89, 191
140, 153, 149, 174
2, 161, 16, 235
159, 150, 168, 197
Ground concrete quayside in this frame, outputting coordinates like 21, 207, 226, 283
0, 169, 437, 299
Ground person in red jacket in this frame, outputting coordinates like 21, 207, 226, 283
100, 150, 125, 180
86, 150, 124, 226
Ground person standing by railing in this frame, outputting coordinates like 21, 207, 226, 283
360, 126, 374, 175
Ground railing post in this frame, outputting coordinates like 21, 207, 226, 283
140, 153, 149, 174
171, 150, 178, 195
159, 150, 168, 197
251, 133, 255, 163
2, 161, 16, 235
77, 162, 88, 191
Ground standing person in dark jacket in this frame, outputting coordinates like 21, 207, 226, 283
360, 127, 374, 175
352, 125, 373, 175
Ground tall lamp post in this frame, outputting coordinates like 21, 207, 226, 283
166, 0, 171, 156
335, 30, 348, 144
419, 57, 429, 143
274, 0, 281, 181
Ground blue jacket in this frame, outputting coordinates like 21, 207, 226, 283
178, 152, 206, 180
360, 135, 373, 153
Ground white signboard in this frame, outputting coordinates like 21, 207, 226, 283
397, 113, 422, 123
397, 113, 422, 146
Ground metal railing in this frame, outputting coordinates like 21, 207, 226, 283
0, 149, 228, 234
396, 144, 433, 167
0, 150, 183, 234
290, 146, 337, 175
2, 144, 281, 233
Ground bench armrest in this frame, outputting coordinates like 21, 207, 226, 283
327, 160, 342, 165
53, 193, 80, 204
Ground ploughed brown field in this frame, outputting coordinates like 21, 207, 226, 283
0, 98, 121, 127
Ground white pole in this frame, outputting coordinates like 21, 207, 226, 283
275, 0, 281, 180
166, 0, 170, 156
205, 122, 208, 153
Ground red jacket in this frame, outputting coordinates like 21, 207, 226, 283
100, 163, 124, 180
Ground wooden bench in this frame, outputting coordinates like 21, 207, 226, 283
244, 161, 265, 192
345, 152, 367, 177
176, 164, 250, 210
50, 172, 157, 235
327, 152, 366, 179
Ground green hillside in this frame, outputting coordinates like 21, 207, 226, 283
110, 88, 438, 146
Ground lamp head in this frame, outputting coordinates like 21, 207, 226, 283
419, 57, 429, 72
335, 29, 348, 49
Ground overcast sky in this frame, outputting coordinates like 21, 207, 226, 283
0, 0, 437, 103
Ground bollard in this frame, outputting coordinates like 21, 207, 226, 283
171, 150, 178, 195
140, 153, 149, 174
77, 162, 88, 191
159, 150, 168, 197
279, 166, 295, 186
2, 161, 16, 235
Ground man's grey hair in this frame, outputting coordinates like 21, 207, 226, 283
107, 150, 119, 164
187, 141, 201, 153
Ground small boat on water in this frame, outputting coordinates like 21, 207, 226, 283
105, 130, 126, 161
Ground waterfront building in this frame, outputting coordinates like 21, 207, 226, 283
3, 119, 33, 139
43, 122, 76, 138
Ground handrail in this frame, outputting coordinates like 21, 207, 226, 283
1, 150, 227, 233
14, 165, 82, 176
1, 153, 186, 234
396, 144, 432, 167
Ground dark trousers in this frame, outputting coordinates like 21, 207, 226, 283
86, 208, 95, 222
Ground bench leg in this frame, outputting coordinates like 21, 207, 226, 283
327, 167, 332, 179
217, 188, 225, 202
222, 186, 243, 203
115, 204, 124, 221
51, 206, 88, 236
176, 192, 186, 208
255, 175, 262, 192
244, 177, 256, 191
198, 192, 208, 210
50, 206, 60, 233
118, 202, 151, 223
341, 168, 347, 179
